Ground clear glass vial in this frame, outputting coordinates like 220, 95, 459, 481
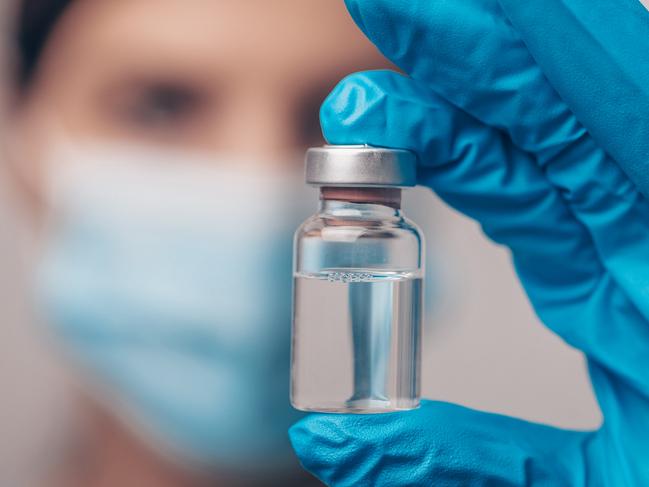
291, 145, 424, 413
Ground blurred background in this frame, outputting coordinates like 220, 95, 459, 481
0, 1, 600, 486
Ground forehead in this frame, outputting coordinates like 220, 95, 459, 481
38, 0, 387, 88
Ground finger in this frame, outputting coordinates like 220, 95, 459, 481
588, 362, 649, 485
290, 400, 596, 486
343, 0, 649, 405
321, 70, 649, 397
487, 0, 649, 346
321, 69, 596, 297
497, 0, 649, 197
343, 0, 649, 263
343, 0, 575, 157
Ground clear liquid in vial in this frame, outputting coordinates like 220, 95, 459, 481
291, 269, 422, 413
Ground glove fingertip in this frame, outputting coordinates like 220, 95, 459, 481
289, 414, 350, 483
288, 416, 310, 454
320, 72, 374, 145
320, 70, 408, 145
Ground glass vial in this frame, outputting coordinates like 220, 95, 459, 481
291, 145, 424, 413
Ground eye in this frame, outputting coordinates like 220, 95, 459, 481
108, 80, 210, 130
124, 83, 204, 126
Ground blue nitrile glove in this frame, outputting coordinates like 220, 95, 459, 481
289, 0, 649, 485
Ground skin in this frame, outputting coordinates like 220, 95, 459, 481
4, 0, 389, 485
9, 0, 389, 209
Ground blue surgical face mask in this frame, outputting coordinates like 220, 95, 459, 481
35, 141, 315, 473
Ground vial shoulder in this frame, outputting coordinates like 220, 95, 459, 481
295, 212, 423, 244
294, 212, 424, 273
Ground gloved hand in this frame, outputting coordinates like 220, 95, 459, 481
289, 0, 649, 485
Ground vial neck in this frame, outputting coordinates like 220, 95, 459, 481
320, 187, 401, 208
319, 187, 403, 218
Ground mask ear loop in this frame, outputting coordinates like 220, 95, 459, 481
2, 122, 42, 212
3, 112, 85, 259
1, 112, 78, 213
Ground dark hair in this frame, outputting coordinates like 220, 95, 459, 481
15, 0, 73, 86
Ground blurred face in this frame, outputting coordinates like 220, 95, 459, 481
11, 0, 388, 203
4, 2, 389, 485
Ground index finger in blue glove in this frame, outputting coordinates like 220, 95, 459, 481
321, 70, 597, 289
343, 0, 649, 299
322, 70, 649, 397
497, 0, 649, 198
343, 0, 649, 201
340, 0, 649, 390
343, 0, 577, 157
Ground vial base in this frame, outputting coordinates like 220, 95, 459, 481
291, 270, 422, 413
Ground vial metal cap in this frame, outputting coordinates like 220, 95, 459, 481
305, 145, 417, 187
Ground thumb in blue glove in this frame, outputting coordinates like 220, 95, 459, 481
292, 401, 594, 486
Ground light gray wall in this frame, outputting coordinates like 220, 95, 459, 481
0, 178, 74, 486
0, 4, 76, 482
405, 188, 600, 429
